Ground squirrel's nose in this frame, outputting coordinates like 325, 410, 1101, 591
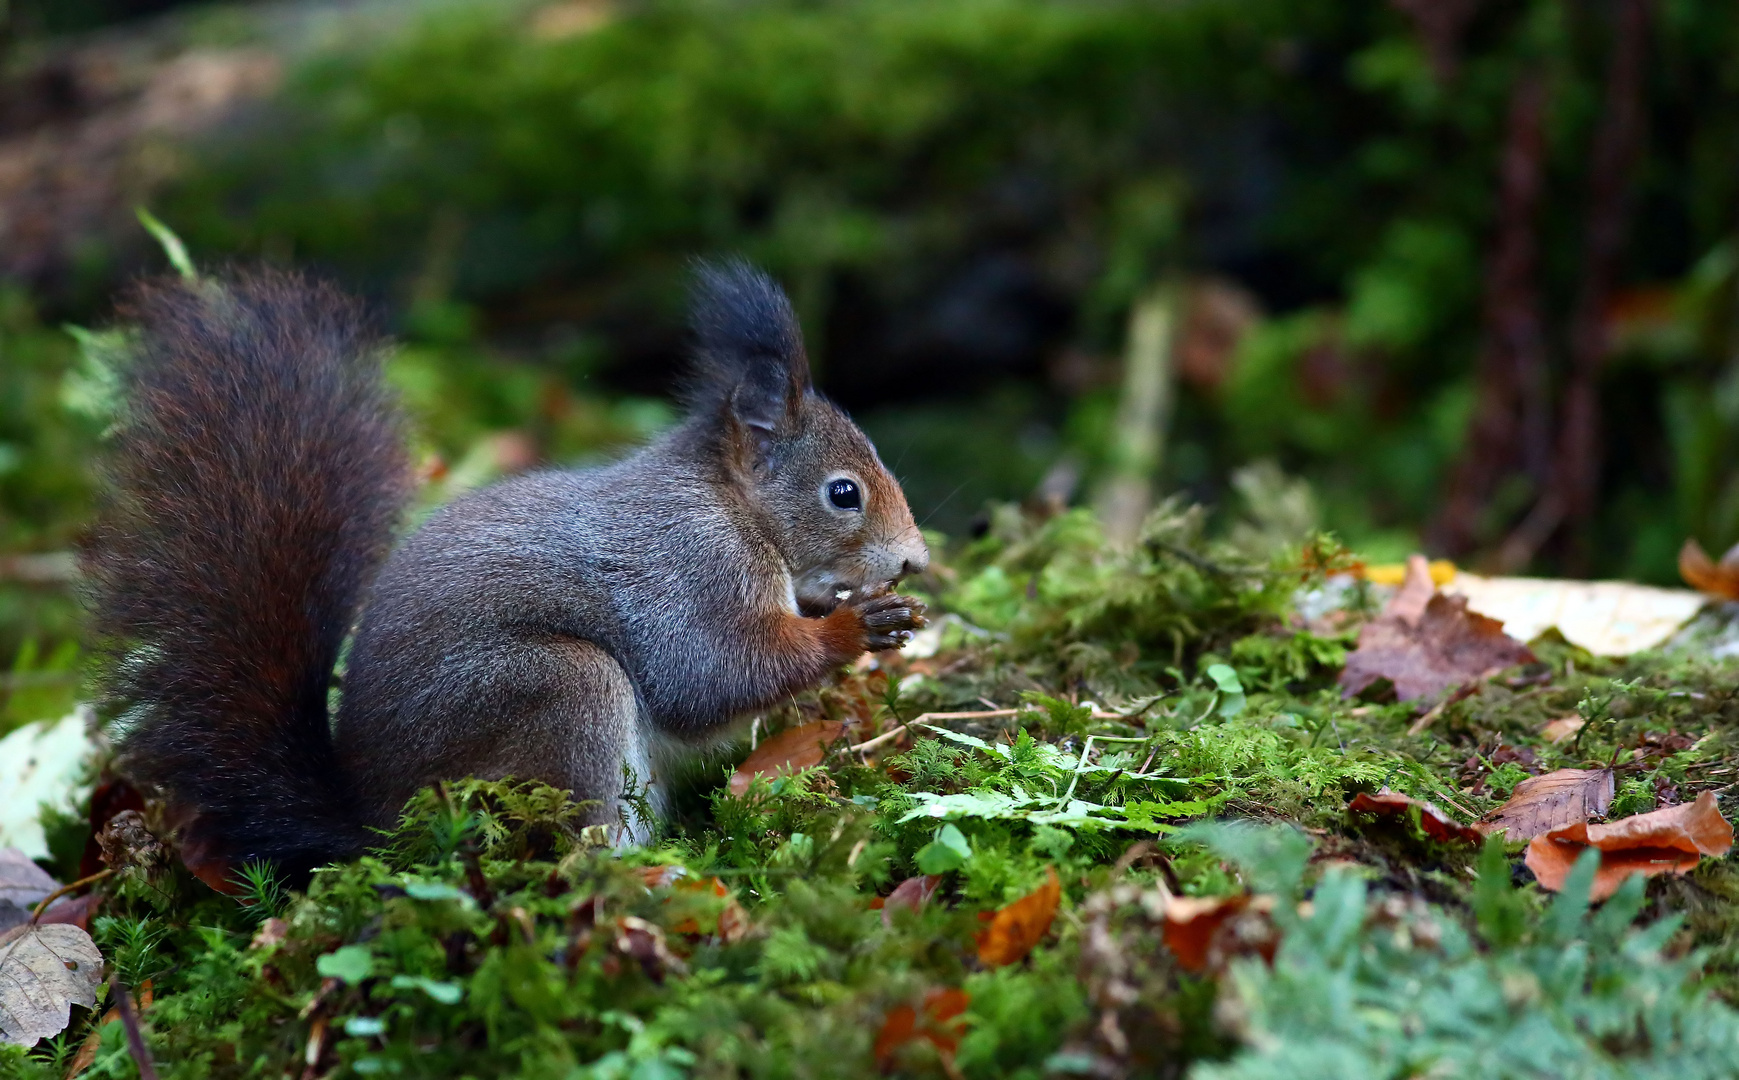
900, 547, 930, 578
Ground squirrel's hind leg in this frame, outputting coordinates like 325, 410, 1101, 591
474, 638, 660, 846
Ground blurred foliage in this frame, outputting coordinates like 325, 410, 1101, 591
6, 0, 1739, 696
150, 0, 1739, 573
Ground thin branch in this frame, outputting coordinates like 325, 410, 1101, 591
110, 977, 161, 1080
30, 867, 112, 922
845, 707, 1126, 755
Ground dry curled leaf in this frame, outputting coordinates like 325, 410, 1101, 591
1340, 554, 1535, 703
874, 987, 970, 1069
879, 875, 943, 927
250, 918, 289, 951
173, 812, 244, 896
0, 922, 104, 1046
1525, 790, 1734, 902
1161, 894, 1279, 973
0, 849, 57, 933
1478, 768, 1615, 841
976, 867, 1060, 968
1348, 790, 1483, 845
728, 721, 846, 796
1679, 538, 1739, 600
613, 916, 687, 982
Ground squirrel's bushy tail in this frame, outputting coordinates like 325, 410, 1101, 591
84, 271, 411, 877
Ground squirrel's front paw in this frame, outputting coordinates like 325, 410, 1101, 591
853, 591, 928, 651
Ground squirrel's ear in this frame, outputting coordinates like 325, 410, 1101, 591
686, 259, 810, 433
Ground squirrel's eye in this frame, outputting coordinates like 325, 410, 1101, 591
827, 478, 863, 511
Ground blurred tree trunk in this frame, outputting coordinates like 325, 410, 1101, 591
1096, 287, 1175, 547
1431, 70, 1551, 558
1496, 0, 1652, 574
1435, 0, 1653, 573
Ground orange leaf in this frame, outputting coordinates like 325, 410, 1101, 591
637, 866, 748, 941
1160, 894, 1279, 973
1348, 789, 1482, 845
728, 721, 846, 796
1478, 768, 1614, 841
918, 987, 970, 1056
1340, 554, 1534, 703
873, 1004, 917, 1066
975, 867, 1060, 967
873, 989, 971, 1068
637, 865, 686, 889
1525, 791, 1733, 902
1680, 538, 1739, 600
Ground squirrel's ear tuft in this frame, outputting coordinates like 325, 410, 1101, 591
686, 258, 810, 431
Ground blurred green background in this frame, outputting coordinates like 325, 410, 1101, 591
3, 0, 1737, 728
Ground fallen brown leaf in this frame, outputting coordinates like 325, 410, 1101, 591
1348, 790, 1483, 845
1478, 768, 1615, 841
880, 874, 943, 927
874, 987, 971, 1069
1679, 538, 1739, 600
637, 867, 748, 942
1541, 716, 1585, 744
1161, 894, 1280, 973
173, 812, 244, 896
66, 980, 154, 1079
250, 918, 289, 950
728, 721, 846, 796
1340, 554, 1535, 703
0, 922, 104, 1046
0, 849, 57, 932
1525, 791, 1734, 902
976, 867, 1060, 967
613, 916, 688, 982
36, 893, 100, 931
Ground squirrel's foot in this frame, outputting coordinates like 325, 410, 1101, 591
853, 591, 927, 651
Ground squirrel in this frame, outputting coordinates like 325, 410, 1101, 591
83, 261, 929, 879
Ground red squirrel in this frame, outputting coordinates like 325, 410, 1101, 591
83, 262, 929, 877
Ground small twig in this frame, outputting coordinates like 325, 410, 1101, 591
1146, 539, 1235, 578
1406, 700, 1447, 736
1434, 790, 1480, 823
30, 868, 112, 923
846, 709, 1015, 754
0, 551, 77, 585
110, 977, 160, 1080
845, 707, 1124, 754
1136, 745, 1160, 774
0, 671, 79, 690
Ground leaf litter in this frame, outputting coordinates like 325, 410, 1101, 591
1478, 767, 1617, 840
1340, 554, 1536, 702
1526, 790, 1734, 901
11, 504, 1739, 1077
0, 922, 103, 1046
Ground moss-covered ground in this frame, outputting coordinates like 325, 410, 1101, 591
9, 503, 1739, 1078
